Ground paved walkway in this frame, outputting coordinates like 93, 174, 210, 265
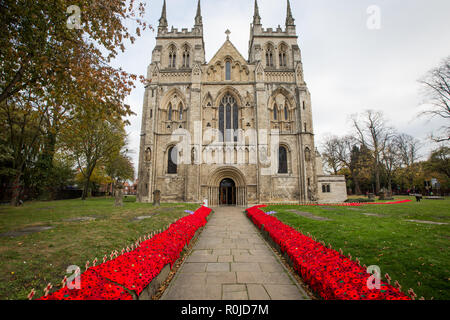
162, 207, 310, 300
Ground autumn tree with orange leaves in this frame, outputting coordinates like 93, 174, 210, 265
0, 0, 150, 205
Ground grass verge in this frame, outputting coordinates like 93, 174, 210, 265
262, 196, 450, 300
0, 196, 199, 300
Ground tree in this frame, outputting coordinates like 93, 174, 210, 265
419, 56, 450, 142
0, 94, 47, 205
321, 136, 343, 174
106, 152, 135, 195
352, 110, 395, 194
426, 146, 450, 179
394, 133, 422, 189
59, 114, 127, 200
0, 0, 149, 205
381, 137, 401, 194
0, 0, 148, 105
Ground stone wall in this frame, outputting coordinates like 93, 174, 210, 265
317, 175, 348, 203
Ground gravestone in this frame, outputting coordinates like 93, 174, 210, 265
153, 190, 161, 206
114, 183, 124, 207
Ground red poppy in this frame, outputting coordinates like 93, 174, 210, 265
245, 205, 411, 301
38, 206, 212, 300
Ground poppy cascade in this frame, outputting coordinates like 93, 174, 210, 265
246, 205, 411, 300
39, 206, 212, 300
264, 199, 412, 207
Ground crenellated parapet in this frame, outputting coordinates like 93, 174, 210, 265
252, 26, 297, 38
157, 26, 203, 39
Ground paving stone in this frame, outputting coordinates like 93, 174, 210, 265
254, 244, 268, 249
222, 291, 248, 300
172, 273, 207, 286
186, 254, 218, 263
247, 284, 270, 300
223, 284, 246, 292
164, 284, 222, 300
218, 255, 234, 262
206, 263, 230, 272
259, 262, 285, 273
234, 255, 278, 263
231, 249, 250, 255
213, 249, 231, 256
180, 263, 207, 273
231, 262, 261, 272
190, 249, 213, 256
264, 284, 307, 300
206, 272, 237, 284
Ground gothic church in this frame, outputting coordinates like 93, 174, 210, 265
137, 0, 347, 206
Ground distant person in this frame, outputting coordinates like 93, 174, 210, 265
415, 194, 422, 202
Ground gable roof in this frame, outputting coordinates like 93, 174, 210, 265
207, 39, 248, 66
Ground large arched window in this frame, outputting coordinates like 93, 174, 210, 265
167, 146, 177, 174
168, 45, 176, 68
266, 44, 274, 67
219, 94, 239, 142
278, 146, 288, 174
225, 61, 231, 80
182, 45, 190, 68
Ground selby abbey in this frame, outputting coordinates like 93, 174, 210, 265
137, 0, 347, 206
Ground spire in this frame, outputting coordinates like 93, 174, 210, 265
159, 0, 168, 28
253, 0, 261, 25
286, 0, 295, 26
195, 0, 202, 26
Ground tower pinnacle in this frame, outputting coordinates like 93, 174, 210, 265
159, 0, 168, 29
286, 0, 295, 26
253, 0, 261, 25
195, 0, 203, 26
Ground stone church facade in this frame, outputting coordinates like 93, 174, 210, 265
137, 0, 347, 206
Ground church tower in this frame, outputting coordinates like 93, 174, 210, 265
248, 0, 317, 202
137, 0, 206, 202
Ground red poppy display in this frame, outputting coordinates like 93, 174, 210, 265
38, 269, 133, 300
38, 206, 212, 300
263, 200, 412, 207
246, 205, 410, 300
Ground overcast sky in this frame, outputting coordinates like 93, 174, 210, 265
110, 0, 450, 175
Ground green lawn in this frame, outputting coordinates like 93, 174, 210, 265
0, 197, 199, 300
263, 196, 450, 300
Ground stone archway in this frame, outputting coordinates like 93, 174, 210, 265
206, 167, 247, 207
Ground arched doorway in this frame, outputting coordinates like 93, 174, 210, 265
219, 178, 236, 206
206, 166, 247, 207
